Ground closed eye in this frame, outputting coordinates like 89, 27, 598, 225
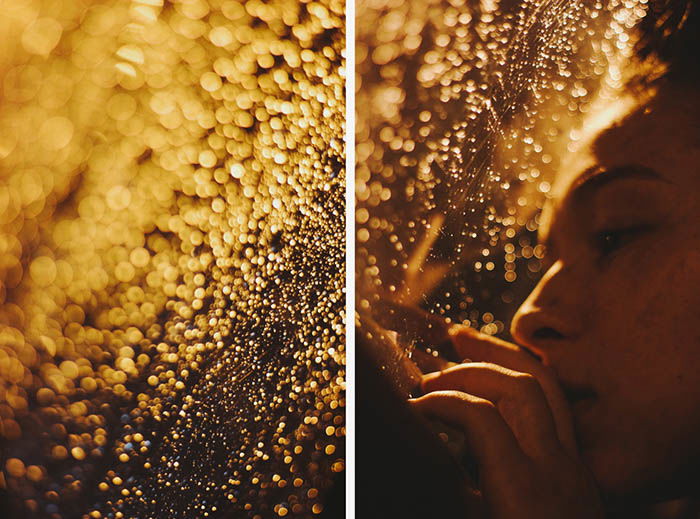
594, 224, 654, 258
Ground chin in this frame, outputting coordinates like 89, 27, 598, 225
582, 444, 699, 506
580, 445, 636, 500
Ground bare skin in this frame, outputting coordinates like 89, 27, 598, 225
409, 84, 700, 517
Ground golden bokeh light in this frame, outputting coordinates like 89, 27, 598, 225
356, 0, 647, 363
0, 0, 345, 517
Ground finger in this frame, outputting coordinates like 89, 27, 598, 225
409, 391, 529, 493
448, 325, 577, 456
422, 363, 561, 461
449, 324, 540, 371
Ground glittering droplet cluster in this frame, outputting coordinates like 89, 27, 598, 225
356, 0, 647, 354
0, 1, 345, 518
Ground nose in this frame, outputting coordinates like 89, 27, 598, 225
510, 260, 584, 361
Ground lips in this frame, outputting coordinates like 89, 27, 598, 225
559, 381, 598, 449
560, 382, 597, 406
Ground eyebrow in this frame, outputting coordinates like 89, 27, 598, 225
570, 163, 671, 203
539, 164, 670, 255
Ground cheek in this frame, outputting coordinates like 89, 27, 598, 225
595, 247, 700, 416
598, 242, 700, 341
633, 248, 700, 344
583, 251, 700, 497
590, 245, 700, 406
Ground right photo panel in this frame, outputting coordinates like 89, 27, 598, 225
356, 0, 700, 518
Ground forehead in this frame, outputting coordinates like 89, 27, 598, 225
539, 86, 700, 238
591, 89, 700, 176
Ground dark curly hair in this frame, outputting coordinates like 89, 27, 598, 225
634, 0, 699, 85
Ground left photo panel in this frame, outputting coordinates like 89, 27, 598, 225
0, 1, 346, 518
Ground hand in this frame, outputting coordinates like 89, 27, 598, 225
409, 324, 605, 519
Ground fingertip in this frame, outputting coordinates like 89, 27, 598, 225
406, 396, 424, 407
420, 371, 440, 391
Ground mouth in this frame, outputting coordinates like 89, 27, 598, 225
560, 382, 597, 407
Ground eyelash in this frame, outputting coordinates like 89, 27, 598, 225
594, 225, 652, 258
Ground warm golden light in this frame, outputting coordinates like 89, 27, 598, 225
0, 0, 345, 517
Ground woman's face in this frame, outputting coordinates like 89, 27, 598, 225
510, 85, 700, 502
